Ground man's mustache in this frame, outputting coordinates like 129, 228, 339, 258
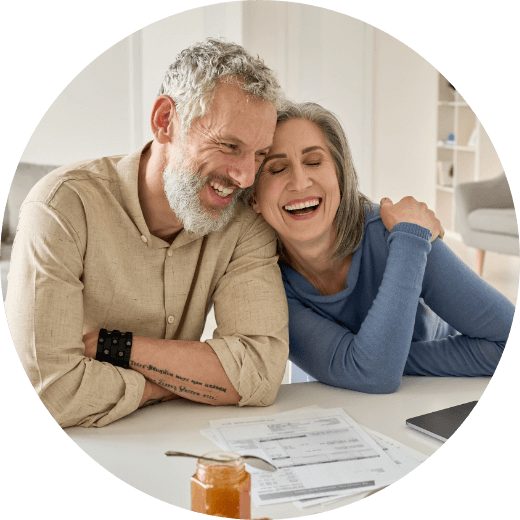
201, 172, 243, 192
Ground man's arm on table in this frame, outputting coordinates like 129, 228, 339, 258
83, 211, 288, 408
83, 330, 241, 405
110, 211, 290, 410
139, 380, 181, 408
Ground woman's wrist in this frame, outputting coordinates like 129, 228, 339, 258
391, 222, 432, 242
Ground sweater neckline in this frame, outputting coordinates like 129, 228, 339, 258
281, 243, 362, 302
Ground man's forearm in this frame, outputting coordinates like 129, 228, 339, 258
130, 337, 241, 406
139, 379, 183, 408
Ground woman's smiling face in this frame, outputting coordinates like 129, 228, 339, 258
252, 118, 341, 246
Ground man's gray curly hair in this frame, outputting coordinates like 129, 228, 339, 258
158, 38, 284, 137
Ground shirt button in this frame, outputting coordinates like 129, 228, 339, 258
167, 250, 173, 257
167, 315, 175, 324
141, 235, 148, 243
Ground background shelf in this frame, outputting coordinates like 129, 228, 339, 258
435, 74, 504, 233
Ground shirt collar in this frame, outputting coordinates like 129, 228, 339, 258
115, 141, 205, 250
115, 141, 156, 244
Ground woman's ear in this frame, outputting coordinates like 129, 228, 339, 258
250, 193, 261, 214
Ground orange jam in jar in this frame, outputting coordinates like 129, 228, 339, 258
191, 451, 251, 519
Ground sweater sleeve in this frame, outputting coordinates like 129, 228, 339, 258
289, 223, 515, 393
403, 237, 515, 376
288, 223, 432, 394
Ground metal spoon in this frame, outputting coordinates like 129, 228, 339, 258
165, 450, 277, 472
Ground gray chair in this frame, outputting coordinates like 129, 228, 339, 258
1, 162, 59, 300
455, 173, 519, 276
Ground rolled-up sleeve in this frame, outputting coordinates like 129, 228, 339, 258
205, 214, 289, 406
6, 196, 145, 428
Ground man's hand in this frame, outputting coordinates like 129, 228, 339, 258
82, 328, 99, 359
82, 329, 182, 406
380, 196, 444, 242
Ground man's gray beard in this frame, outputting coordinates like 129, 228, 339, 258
162, 160, 240, 235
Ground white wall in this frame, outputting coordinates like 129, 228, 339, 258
372, 30, 438, 207
21, 38, 133, 165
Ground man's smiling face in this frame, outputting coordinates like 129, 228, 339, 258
163, 80, 277, 234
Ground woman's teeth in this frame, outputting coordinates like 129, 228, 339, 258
210, 181, 234, 198
284, 199, 320, 212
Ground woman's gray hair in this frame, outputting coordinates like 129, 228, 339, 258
244, 101, 371, 262
158, 38, 283, 138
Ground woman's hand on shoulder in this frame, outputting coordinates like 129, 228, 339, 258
380, 196, 444, 242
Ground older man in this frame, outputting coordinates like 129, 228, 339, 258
6, 39, 289, 428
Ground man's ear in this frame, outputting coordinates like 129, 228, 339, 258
151, 95, 178, 144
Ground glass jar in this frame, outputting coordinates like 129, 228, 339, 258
191, 451, 251, 519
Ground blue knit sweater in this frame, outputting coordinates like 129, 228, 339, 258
282, 206, 515, 393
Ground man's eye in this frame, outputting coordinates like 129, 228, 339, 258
223, 143, 236, 150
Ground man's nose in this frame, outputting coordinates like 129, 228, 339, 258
228, 153, 258, 189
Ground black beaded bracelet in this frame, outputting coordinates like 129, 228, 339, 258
96, 328, 133, 368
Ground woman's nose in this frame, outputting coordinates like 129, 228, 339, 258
288, 164, 312, 191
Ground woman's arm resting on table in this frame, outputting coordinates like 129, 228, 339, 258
289, 198, 513, 392
288, 224, 433, 393
289, 197, 442, 393
380, 196, 512, 376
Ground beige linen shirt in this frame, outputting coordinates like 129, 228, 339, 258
6, 144, 289, 428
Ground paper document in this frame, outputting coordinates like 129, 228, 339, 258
205, 407, 406, 506
290, 427, 428, 509
363, 427, 427, 474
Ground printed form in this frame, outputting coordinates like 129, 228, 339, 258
205, 407, 408, 506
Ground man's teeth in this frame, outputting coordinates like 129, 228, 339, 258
210, 181, 234, 198
284, 199, 320, 211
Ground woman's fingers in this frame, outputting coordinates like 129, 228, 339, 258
380, 196, 444, 241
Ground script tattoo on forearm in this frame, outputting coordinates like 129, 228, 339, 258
148, 377, 178, 391
130, 359, 174, 377
204, 383, 227, 393
129, 360, 227, 399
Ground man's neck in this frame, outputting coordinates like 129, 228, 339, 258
138, 141, 184, 241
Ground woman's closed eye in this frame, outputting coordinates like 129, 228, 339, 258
265, 161, 321, 175
266, 164, 286, 175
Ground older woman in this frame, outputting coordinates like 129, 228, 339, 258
247, 101, 514, 393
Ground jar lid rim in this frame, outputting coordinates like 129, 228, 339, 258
198, 451, 244, 466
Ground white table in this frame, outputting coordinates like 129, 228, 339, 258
66, 376, 489, 518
